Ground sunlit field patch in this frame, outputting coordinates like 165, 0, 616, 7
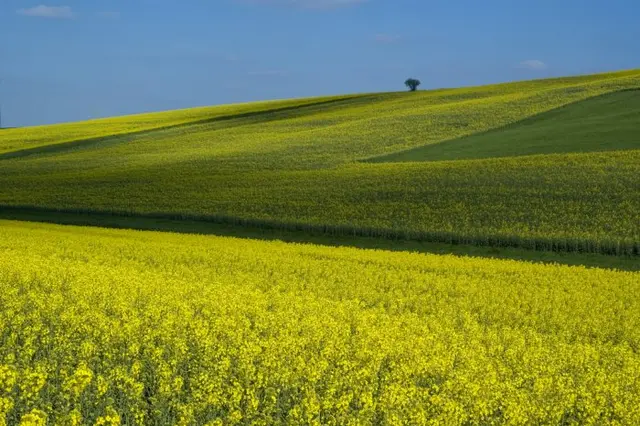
1, 221, 639, 424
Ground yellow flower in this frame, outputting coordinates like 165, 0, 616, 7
94, 407, 120, 426
19, 409, 47, 426
63, 363, 93, 399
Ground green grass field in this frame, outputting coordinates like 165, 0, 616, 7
1, 69, 639, 254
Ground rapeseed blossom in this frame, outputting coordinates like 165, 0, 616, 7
0, 221, 638, 424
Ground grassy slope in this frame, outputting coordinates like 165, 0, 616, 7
0, 94, 362, 155
1, 219, 639, 423
1, 69, 639, 254
371, 89, 640, 162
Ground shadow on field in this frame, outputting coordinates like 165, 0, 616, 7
0, 206, 637, 272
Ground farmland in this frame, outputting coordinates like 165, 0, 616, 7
1, 68, 640, 424
1, 70, 639, 254
1, 220, 639, 424
371, 89, 640, 162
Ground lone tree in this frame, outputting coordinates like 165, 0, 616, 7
404, 78, 421, 92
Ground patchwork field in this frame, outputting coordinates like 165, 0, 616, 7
1, 69, 639, 424
1, 69, 639, 254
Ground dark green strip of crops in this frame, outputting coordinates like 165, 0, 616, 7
1, 205, 637, 259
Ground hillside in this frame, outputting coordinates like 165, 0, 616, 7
371, 89, 640, 162
0, 95, 361, 156
1, 69, 639, 255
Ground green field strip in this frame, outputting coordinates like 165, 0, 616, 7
370, 89, 640, 163
1, 210, 638, 271
1, 197, 637, 257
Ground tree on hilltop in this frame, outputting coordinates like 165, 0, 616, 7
404, 78, 421, 92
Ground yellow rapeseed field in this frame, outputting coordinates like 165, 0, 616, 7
1, 220, 639, 425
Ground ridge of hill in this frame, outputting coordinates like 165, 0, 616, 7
2, 68, 639, 160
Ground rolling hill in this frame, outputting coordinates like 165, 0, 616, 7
370, 89, 640, 162
0, 69, 639, 255
2, 69, 640, 424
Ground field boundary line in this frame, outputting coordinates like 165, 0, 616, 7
364, 87, 640, 163
0, 204, 637, 257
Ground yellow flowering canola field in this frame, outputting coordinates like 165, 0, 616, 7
1, 220, 639, 425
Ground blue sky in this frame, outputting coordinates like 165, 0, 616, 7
1, 0, 639, 127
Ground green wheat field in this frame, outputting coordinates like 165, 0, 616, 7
0, 69, 639, 424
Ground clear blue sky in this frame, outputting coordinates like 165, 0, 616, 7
2, 0, 639, 127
